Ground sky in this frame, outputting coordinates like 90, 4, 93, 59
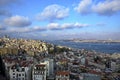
0, 0, 120, 40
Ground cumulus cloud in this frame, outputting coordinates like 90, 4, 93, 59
5, 26, 47, 33
47, 23, 61, 30
36, 4, 69, 22
74, 0, 92, 15
0, 22, 90, 33
62, 23, 74, 29
6, 27, 30, 33
32, 26, 47, 31
47, 22, 89, 30
0, 22, 31, 33
62, 23, 89, 29
74, 0, 120, 16
74, 22, 89, 28
5, 27, 46, 33
4, 15, 31, 27
92, 0, 120, 16
7, 22, 89, 32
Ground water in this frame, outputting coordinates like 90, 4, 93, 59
47, 40, 120, 54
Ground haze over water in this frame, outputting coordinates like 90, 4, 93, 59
48, 40, 120, 54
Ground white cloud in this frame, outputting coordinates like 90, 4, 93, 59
4, 15, 31, 27
61, 23, 85, 29
74, 0, 120, 16
47, 22, 89, 30
8, 22, 89, 32
6, 26, 47, 33
47, 23, 61, 30
36, 4, 69, 22
32, 26, 47, 31
92, 0, 120, 16
5, 27, 30, 33
74, 22, 89, 27
74, 0, 92, 15
62, 23, 74, 29
0, 22, 90, 33
62, 22, 89, 29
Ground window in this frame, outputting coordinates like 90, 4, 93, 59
22, 68, 25, 71
16, 69, 19, 71
18, 78, 21, 80
13, 69, 15, 72
66, 75, 68, 76
13, 73, 15, 75
19, 74, 21, 76
16, 74, 18, 77
22, 74, 24, 76
13, 76, 15, 78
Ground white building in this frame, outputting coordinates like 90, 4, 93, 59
111, 61, 116, 71
32, 64, 47, 80
41, 59, 54, 76
81, 73, 101, 80
81, 57, 86, 65
9, 64, 31, 80
3, 58, 32, 80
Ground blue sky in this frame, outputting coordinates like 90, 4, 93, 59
0, 0, 120, 40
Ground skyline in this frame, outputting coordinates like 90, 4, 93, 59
0, 0, 120, 40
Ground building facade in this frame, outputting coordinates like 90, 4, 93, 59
41, 58, 54, 76
9, 65, 31, 80
32, 64, 47, 80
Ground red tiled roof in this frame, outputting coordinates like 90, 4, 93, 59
89, 70, 102, 75
35, 64, 46, 67
56, 71, 70, 76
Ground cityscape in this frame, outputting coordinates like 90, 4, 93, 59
0, 36, 120, 80
0, 0, 120, 80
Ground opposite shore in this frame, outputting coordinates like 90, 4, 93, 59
62, 39, 120, 43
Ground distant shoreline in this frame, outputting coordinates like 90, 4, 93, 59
62, 39, 120, 43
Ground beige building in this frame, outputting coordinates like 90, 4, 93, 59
0, 48, 18, 55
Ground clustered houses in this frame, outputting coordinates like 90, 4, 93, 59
2, 50, 120, 80
2, 52, 55, 80
0, 37, 48, 56
2, 54, 33, 80
0, 37, 120, 80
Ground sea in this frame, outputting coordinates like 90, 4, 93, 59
47, 40, 120, 54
